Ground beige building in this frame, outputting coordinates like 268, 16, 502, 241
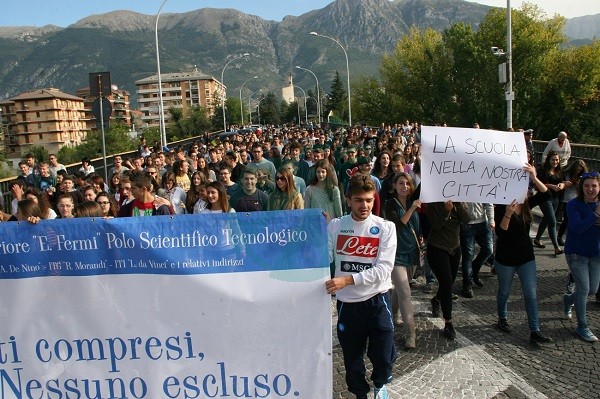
135, 68, 225, 128
1, 88, 88, 161
76, 85, 132, 131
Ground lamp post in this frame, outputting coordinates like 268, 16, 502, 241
506, 0, 513, 130
295, 66, 321, 125
221, 53, 250, 132
257, 97, 267, 126
248, 91, 262, 125
239, 76, 257, 127
310, 31, 352, 127
294, 85, 308, 125
155, 0, 168, 149
491, 1, 513, 130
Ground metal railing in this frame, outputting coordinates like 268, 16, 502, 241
0, 135, 202, 212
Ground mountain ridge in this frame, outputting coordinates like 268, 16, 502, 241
0, 0, 596, 106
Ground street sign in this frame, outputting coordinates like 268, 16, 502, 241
89, 71, 111, 97
92, 97, 113, 129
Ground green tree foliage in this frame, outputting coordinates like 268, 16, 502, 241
168, 105, 211, 141
354, 5, 600, 141
540, 39, 600, 143
325, 71, 347, 122
281, 100, 299, 125
256, 92, 280, 125
29, 146, 49, 164
352, 76, 395, 125
381, 27, 453, 124
212, 98, 240, 130
58, 124, 137, 164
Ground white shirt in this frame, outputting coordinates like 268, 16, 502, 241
328, 213, 396, 302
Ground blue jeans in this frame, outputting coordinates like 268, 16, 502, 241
494, 260, 541, 332
460, 222, 493, 286
536, 196, 560, 249
564, 254, 600, 328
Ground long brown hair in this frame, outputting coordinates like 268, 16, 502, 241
206, 181, 230, 212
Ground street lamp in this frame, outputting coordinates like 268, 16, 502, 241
257, 97, 268, 126
248, 91, 262, 125
294, 85, 308, 125
221, 53, 250, 132
239, 76, 257, 126
491, 1, 513, 130
295, 66, 321, 125
310, 31, 352, 127
155, 0, 168, 150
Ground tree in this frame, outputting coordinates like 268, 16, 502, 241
381, 27, 453, 124
256, 92, 280, 126
30, 146, 49, 164
325, 71, 347, 122
168, 105, 211, 140
280, 100, 299, 125
71, 123, 137, 161
352, 76, 394, 125
475, 5, 567, 131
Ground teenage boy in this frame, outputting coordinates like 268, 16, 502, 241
326, 174, 397, 399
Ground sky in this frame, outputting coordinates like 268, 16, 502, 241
1, 0, 599, 27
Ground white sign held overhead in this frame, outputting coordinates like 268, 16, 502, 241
420, 126, 529, 205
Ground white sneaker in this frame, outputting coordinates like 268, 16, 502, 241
374, 385, 390, 399
576, 326, 599, 342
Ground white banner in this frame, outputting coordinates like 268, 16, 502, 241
0, 211, 332, 399
420, 126, 529, 204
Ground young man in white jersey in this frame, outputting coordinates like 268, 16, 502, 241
326, 174, 397, 399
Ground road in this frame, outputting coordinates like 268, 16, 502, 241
331, 218, 599, 398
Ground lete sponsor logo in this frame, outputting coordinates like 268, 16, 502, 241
336, 235, 379, 257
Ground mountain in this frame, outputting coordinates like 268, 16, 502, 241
0, 0, 595, 107
565, 13, 600, 40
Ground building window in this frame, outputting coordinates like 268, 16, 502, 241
36, 112, 40, 118
35, 101, 39, 106
38, 123, 42, 128
39, 134, 43, 140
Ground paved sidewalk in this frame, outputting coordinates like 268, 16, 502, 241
331, 242, 600, 398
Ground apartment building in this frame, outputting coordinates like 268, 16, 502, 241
135, 68, 225, 128
76, 85, 132, 131
0, 88, 87, 161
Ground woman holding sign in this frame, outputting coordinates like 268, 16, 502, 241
494, 164, 554, 343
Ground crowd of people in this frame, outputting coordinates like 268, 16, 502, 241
1, 123, 598, 399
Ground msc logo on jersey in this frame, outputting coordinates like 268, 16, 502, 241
369, 226, 380, 235
341, 261, 373, 273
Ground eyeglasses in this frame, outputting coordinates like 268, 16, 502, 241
581, 172, 599, 179
147, 171, 157, 175
97, 201, 110, 205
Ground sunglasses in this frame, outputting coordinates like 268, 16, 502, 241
581, 172, 600, 179
276, 176, 286, 181
97, 201, 110, 205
